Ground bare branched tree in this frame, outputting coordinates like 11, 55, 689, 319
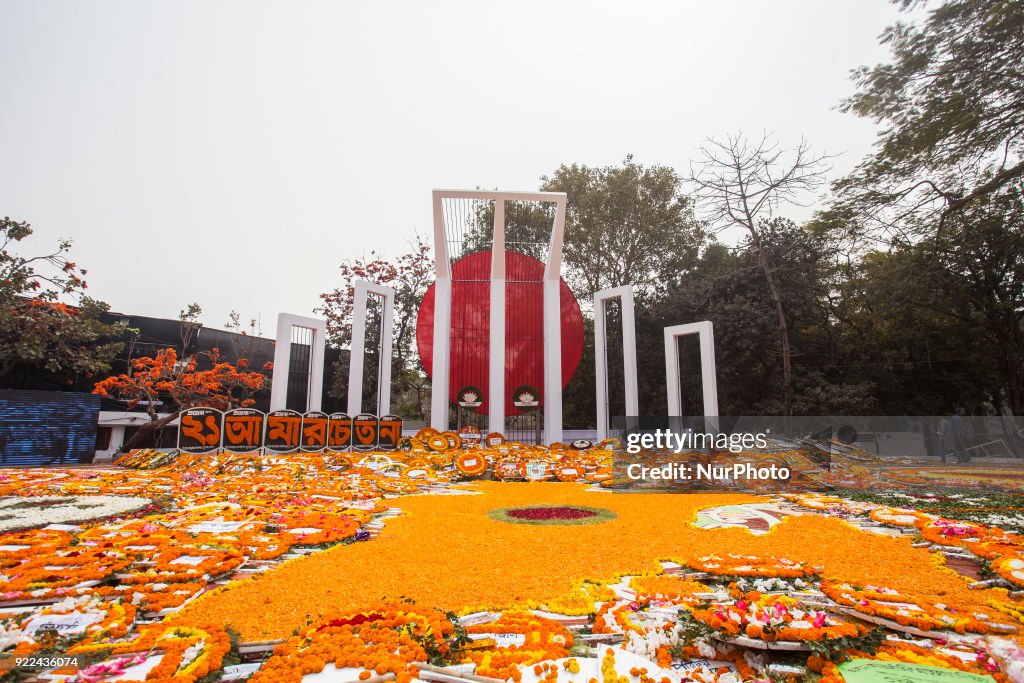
689, 133, 832, 415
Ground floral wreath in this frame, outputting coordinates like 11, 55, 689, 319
690, 592, 865, 642
5, 595, 135, 657
688, 554, 816, 579
249, 602, 455, 683
554, 460, 585, 482
454, 452, 488, 477
94, 580, 206, 615
461, 611, 573, 682
517, 458, 552, 480
119, 546, 244, 585
0, 545, 132, 599
65, 622, 230, 683
493, 457, 524, 480
821, 581, 993, 634
868, 507, 928, 527
629, 573, 713, 605
990, 555, 1024, 588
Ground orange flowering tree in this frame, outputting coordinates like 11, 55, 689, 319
0, 216, 127, 383
93, 347, 272, 450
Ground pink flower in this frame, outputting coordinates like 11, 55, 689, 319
74, 653, 147, 682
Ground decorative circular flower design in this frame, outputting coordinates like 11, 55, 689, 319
488, 505, 616, 525
510, 507, 594, 520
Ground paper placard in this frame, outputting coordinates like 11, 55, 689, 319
458, 612, 500, 627
468, 633, 526, 647
524, 462, 548, 479
344, 500, 378, 511
24, 611, 102, 636
170, 555, 208, 566
837, 659, 992, 682
878, 601, 925, 612
287, 528, 323, 535
188, 521, 247, 534
673, 659, 735, 673
109, 653, 164, 681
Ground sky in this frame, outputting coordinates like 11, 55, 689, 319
0, 1, 905, 334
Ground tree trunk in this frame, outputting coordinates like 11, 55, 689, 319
119, 411, 180, 453
757, 249, 793, 416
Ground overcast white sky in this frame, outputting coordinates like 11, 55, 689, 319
0, 1, 904, 333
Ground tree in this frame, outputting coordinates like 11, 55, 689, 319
829, 248, 998, 416
223, 309, 264, 366
835, 0, 1024, 240
455, 159, 704, 424
650, 224, 877, 417
92, 346, 272, 451
461, 158, 705, 301
462, 199, 555, 262
547, 157, 705, 300
815, 179, 1024, 418
0, 216, 127, 384
926, 185, 1024, 414
316, 236, 434, 418
689, 133, 832, 415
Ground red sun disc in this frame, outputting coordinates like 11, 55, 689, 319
416, 250, 584, 416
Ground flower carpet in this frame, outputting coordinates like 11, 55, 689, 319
1, 445, 1024, 681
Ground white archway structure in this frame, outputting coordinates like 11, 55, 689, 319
664, 321, 719, 430
270, 313, 326, 413
347, 280, 395, 416
430, 189, 567, 444
594, 285, 638, 440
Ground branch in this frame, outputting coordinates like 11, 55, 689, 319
937, 158, 1024, 238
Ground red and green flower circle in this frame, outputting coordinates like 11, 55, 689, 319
488, 505, 617, 525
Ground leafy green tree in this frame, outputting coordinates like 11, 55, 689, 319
545, 157, 705, 300
835, 0, 1024, 239
925, 186, 1024, 414
818, 179, 1024, 420
464, 157, 705, 301
462, 199, 555, 262
649, 222, 878, 417
453, 159, 704, 427
0, 217, 126, 384
828, 249, 997, 416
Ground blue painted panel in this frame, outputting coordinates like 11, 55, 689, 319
0, 390, 100, 466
